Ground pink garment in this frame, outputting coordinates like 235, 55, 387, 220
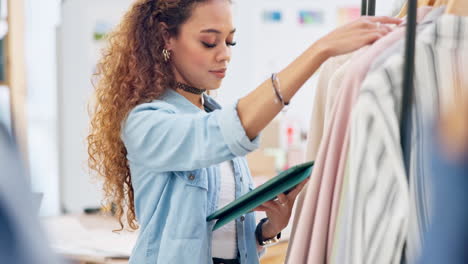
305, 53, 355, 162
287, 7, 432, 264
287, 53, 353, 260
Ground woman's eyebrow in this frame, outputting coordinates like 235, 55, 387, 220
200, 28, 236, 34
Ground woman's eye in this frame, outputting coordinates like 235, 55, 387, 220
202, 41, 237, 48
202, 42, 216, 48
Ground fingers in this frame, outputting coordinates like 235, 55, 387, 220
357, 23, 393, 45
262, 200, 282, 213
379, 24, 393, 33
320, 15, 401, 57
361, 33, 383, 46
356, 20, 379, 30
367, 16, 403, 25
347, 18, 395, 47
252, 205, 268, 212
356, 21, 393, 33
363, 31, 386, 44
277, 193, 289, 206
352, 16, 401, 30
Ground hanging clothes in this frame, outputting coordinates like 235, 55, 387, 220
287, 52, 353, 260
304, 53, 355, 162
328, 9, 434, 264
346, 7, 447, 262
343, 13, 468, 264
287, 50, 364, 264
287, 7, 433, 264
333, 6, 446, 264
286, 53, 353, 261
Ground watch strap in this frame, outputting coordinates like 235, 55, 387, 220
255, 218, 281, 246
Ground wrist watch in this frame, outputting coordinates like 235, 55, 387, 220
255, 218, 281, 246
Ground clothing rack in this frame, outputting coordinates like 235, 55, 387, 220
400, 0, 418, 151
361, 0, 376, 16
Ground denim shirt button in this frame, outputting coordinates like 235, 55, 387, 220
188, 174, 195, 181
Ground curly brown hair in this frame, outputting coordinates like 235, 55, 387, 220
87, 0, 211, 230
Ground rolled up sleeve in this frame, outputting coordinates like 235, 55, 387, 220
216, 100, 261, 157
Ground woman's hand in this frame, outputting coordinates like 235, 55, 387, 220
315, 16, 403, 58
252, 178, 309, 239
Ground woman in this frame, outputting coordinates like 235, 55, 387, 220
88, 0, 400, 263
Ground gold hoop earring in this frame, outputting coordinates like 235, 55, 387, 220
162, 49, 171, 62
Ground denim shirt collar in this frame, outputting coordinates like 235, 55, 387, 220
160, 88, 221, 113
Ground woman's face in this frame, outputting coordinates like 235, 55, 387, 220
166, 0, 235, 90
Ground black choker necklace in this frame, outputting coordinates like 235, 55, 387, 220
176, 82, 206, 95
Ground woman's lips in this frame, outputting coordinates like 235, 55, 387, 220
210, 69, 226, 79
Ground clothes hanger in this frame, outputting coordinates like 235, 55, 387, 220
396, 0, 436, 18
445, 0, 468, 16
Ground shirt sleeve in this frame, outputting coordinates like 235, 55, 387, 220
122, 100, 260, 172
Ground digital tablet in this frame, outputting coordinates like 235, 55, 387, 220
206, 161, 314, 230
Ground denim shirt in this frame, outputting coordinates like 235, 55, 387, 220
122, 88, 262, 264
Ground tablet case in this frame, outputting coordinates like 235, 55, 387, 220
206, 161, 314, 230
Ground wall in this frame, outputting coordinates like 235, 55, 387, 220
58, 0, 132, 213
23, 0, 61, 215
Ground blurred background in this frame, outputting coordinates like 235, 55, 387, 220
1, 0, 404, 263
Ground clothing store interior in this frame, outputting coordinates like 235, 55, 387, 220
1, 0, 468, 263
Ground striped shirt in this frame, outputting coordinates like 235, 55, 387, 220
345, 14, 468, 264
